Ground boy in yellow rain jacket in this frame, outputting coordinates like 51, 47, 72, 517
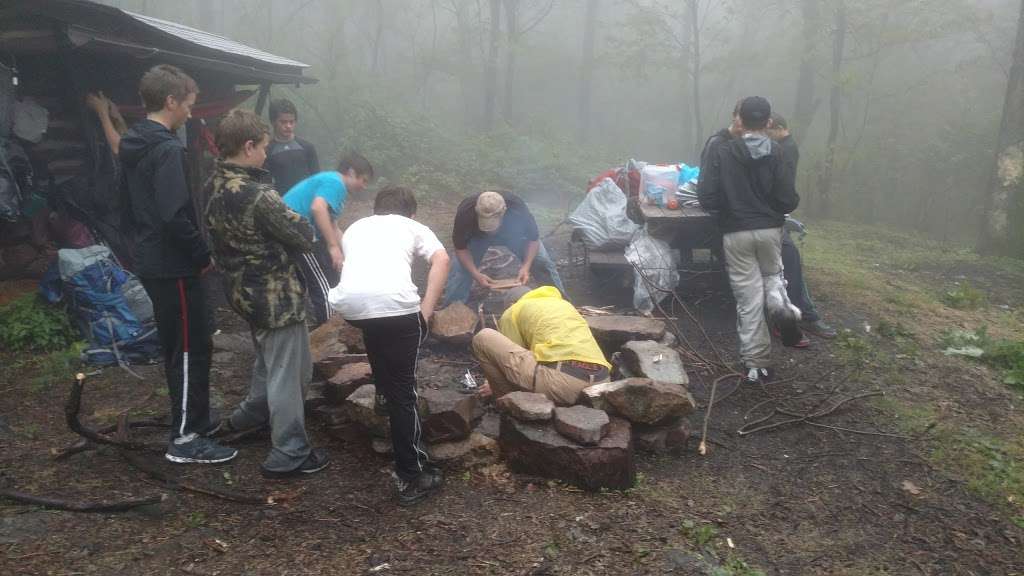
472, 286, 610, 405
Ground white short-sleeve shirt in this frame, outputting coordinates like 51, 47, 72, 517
328, 214, 445, 320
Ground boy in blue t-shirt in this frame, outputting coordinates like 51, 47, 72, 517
283, 152, 373, 327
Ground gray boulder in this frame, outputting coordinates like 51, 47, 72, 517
496, 391, 554, 421
553, 405, 610, 446
620, 341, 689, 387
584, 315, 667, 355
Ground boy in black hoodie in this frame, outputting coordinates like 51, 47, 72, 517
120, 64, 236, 464
697, 96, 801, 384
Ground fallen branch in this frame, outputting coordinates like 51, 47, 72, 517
737, 391, 886, 436
65, 374, 164, 452
699, 373, 742, 455
66, 374, 271, 505
0, 487, 164, 513
120, 451, 268, 505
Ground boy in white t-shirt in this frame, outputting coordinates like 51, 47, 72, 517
329, 186, 450, 506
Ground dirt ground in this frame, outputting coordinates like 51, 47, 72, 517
1, 202, 1023, 575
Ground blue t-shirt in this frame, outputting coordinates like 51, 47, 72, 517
282, 171, 347, 225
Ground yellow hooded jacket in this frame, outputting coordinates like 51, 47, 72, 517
498, 286, 611, 369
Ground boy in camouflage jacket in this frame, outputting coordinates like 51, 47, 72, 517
204, 109, 330, 478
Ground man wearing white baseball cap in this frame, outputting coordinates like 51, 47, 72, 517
442, 190, 565, 305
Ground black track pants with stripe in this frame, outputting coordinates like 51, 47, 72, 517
348, 312, 430, 481
141, 276, 214, 440
298, 239, 340, 328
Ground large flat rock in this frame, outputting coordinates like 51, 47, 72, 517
313, 353, 369, 381
420, 387, 477, 443
496, 391, 554, 421
620, 341, 689, 387
553, 405, 610, 446
310, 316, 366, 377
585, 315, 667, 355
430, 302, 479, 344
344, 384, 390, 438
427, 432, 499, 466
326, 362, 374, 400
499, 415, 634, 491
581, 378, 695, 426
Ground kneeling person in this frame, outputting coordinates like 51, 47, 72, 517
472, 286, 611, 406
329, 187, 450, 506
205, 109, 328, 478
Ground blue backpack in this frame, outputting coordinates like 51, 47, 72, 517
54, 246, 160, 367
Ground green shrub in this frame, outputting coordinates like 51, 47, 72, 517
941, 328, 1024, 393
0, 295, 77, 352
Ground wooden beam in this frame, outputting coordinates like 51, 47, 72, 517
254, 83, 271, 115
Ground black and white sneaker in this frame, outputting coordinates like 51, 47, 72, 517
165, 436, 238, 464
261, 448, 331, 479
394, 465, 444, 507
744, 367, 773, 385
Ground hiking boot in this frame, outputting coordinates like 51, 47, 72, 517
165, 435, 238, 464
261, 448, 331, 479
801, 319, 837, 339
743, 367, 773, 386
770, 306, 802, 347
394, 465, 444, 507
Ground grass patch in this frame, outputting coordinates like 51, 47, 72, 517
942, 283, 987, 310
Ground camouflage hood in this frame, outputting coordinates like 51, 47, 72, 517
204, 160, 314, 330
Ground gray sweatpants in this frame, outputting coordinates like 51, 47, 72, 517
722, 227, 800, 369
228, 322, 313, 472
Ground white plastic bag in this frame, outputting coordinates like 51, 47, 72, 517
625, 227, 679, 315
568, 178, 641, 249
639, 164, 681, 207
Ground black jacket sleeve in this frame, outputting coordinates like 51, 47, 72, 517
305, 139, 320, 173
153, 144, 210, 269
769, 156, 800, 215
697, 140, 722, 213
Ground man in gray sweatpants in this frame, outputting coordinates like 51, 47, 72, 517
697, 96, 802, 384
205, 109, 329, 478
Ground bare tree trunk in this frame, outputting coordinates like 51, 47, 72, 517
371, 0, 385, 75
503, 0, 519, 124
687, 0, 703, 159
453, 1, 477, 128
483, 0, 501, 130
576, 0, 598, 144
792, 0, 821, 143
980, 0, 1024, 253
817, 0, 845, 219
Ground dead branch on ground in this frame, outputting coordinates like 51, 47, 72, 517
737, 391, 893, 437
0, 487, 164, 513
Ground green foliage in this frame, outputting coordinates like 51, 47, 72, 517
712, 557, 767, 576
941, 328, 1024, 393
941, 283, 987, 310
0, 295, 77, 352
186, 511, 207, 529
680, 519, 718, 549
876, 319, 913, 340
933, 431, 1024, 507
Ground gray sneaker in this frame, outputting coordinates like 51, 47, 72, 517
165, 436, 238, 464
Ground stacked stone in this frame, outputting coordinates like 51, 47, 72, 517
306, 316, 497, 466
496, 392, 634, 491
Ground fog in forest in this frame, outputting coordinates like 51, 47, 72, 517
97, 0, 1022, 246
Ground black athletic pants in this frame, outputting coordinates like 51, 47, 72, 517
348, 312, 430, 481
141, 276, 214, 440
298, 238, 341, 328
